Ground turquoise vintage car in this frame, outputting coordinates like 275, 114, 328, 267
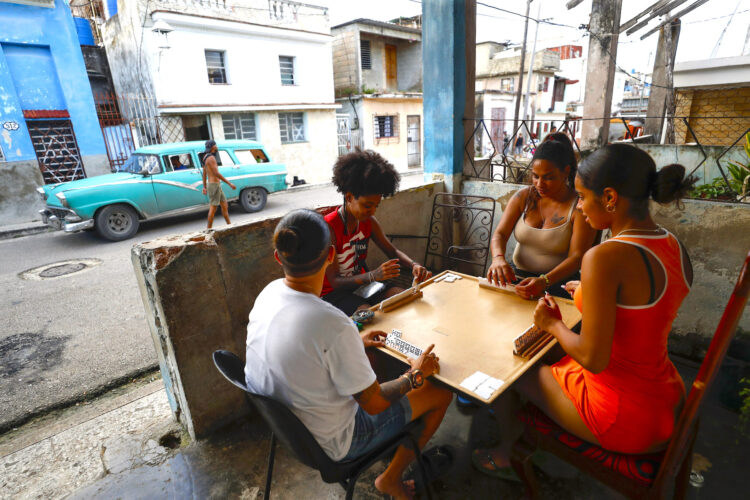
38, 140, 288, 241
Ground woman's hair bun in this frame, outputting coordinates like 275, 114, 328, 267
274, 226, 300, 256
652, 164, 697, 204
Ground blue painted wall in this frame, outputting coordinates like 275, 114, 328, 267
422, 0, 467, 177
0, 0, 105, 163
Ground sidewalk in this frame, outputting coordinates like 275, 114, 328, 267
2, 355, 747, 500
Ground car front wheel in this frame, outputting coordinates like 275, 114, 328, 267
239, 187, 267, 213
95, 204, 140, 241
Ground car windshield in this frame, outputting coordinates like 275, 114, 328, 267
117, 154, 161, 174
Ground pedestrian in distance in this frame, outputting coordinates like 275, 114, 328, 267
201, 140, 236, 229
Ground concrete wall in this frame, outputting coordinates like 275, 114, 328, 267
0, 0, 108, 222
636, 144, 746, 186
461, 179, 750, 359
132, 182, 440, 438
331, 25, 360, 93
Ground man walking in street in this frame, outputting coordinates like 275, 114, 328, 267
201, 140, 236, 229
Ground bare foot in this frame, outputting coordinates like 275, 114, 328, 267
374, 474, 415, 500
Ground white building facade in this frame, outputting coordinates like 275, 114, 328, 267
102, 0, 339, 184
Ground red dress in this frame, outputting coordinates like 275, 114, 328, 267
552, 232, 689, 453
321, 208, 373, 297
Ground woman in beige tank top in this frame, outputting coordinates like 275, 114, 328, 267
487, 134, 596, 299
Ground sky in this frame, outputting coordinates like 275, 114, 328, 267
320, 0, 750, 76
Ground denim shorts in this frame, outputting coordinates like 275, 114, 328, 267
341, 396, 413, 461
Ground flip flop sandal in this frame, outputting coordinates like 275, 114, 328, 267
471, 449, 521, 482
456, 395, 478, 408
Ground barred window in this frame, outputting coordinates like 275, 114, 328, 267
222, 113, 257, 140
279, 112, 306, 143
360, 40, 371, 70
205, 50, 227, 84
373, 115, 398, 139
500, 78, 514, 92
279, 56, 295, 85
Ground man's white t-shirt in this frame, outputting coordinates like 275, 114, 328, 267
244, 279, 376, 461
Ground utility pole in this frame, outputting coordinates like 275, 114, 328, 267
522, 0, 543, 132
512, 0, 532, 142
644, 18, 681, 142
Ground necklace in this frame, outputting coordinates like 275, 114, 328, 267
615, 226, 664, 238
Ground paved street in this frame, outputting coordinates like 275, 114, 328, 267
0, 174, 426, 430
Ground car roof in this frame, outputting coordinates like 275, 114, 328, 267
135, 140, 264, 154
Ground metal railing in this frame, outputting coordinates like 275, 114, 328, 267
463, 115, 750, 203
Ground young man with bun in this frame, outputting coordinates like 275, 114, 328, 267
321, 149, 432, 316
245, 209, 452, 499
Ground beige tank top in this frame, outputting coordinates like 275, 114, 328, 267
512, 198, 577, 274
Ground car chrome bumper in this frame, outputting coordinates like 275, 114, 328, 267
40, 209, 94, 233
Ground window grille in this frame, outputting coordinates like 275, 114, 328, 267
373, 115, 398, 139
360, 40, 371, 70
501, 78, 514, 92
279, 112, 306, 143
205, 50, 227, 84
222, 113, 257, 140
279, 56, 295, 85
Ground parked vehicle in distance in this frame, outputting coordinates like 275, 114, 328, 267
38, 140, 288, 241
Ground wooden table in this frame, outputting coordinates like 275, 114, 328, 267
365, 270, 581, 405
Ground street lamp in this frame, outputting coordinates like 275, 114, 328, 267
152, 19, 173, 50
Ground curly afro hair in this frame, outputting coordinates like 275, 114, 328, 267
331, 149, 400, 198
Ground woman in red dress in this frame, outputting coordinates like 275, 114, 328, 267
474, 143, 696, 476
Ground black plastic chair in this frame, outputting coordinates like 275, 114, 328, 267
212, 350, 433, 499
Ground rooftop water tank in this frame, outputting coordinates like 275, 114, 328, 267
106, 0, 118, 18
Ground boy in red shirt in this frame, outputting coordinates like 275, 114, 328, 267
321, 150, 431, 315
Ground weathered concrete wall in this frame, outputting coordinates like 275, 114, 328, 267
332, 25, 360, 93
361, 97, 423, 171
0, 160, 45, 222
462, 179, 750, 358
652, 200, 750, 356
132, 183, 438, 438
636, 144, 746, 186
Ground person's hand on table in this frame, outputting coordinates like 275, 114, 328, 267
373, 258, 400, 281
411, 263, 432, 283
534, 294, 563, 332
563, 280, 580, 298
515, 277, 547, 300
410, 344, 439, 377
487, 256, 516, 286
361, 329, 386, 349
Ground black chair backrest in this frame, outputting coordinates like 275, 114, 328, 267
212, 350, 338, 473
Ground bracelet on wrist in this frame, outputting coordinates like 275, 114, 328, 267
539, 273, 551, 288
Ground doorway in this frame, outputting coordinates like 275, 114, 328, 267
385, 44, 397, 90
182, 115, 211, 141
407, 115, 421, 168
27, 119, 86, 184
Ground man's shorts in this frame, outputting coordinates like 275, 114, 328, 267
207, 182, 227, 206
341, 395, 412, 462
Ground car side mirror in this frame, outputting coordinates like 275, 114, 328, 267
139, 168, 150, 177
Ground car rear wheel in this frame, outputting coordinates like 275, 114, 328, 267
95, 204, 140, 241
239, 187, 267, 213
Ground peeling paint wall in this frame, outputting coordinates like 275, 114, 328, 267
0, 0, 108, 222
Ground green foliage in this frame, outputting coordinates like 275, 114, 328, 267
361, 85, 377, 94
690, 176, 734, 199
738, 377, 750, 441
335, 86, 358, 98
691, 132, 750, 201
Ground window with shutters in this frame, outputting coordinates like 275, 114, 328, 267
205, 50, 227, 84
279, 112, 306, 143
500, 78, 514, 92
373, 115, 398, 143
360, 39, 371, 70
222, 113, 257, 140
279, 56, 295, 85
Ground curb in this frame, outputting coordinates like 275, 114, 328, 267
0, 223, 51, 241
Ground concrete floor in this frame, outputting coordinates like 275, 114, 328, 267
1, 356, 748, 500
